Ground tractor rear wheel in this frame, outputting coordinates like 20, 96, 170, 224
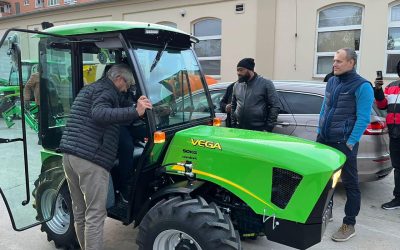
137, 196, 241, 250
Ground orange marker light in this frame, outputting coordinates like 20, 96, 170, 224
154, 131, 166, 144
213, 117, 221, 127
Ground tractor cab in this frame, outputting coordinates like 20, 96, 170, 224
0, 22, 214, 231
0, 22, 345, 250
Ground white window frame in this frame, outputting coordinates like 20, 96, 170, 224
24, 0, 30, 6
192, 19, 222, 79
385, 3, 400, 78
48, 0, 60, 7
35, 0, 44, 8
0, 4, 11, 13
314, 5, 363, 78
3, 4, 11, 13
64, 0, 77, 5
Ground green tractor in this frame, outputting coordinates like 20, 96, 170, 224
0, 22, 345, 250
0, 59, 38, 111
0, 59, 38, 129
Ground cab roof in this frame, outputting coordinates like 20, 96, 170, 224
43, 21, 191, 37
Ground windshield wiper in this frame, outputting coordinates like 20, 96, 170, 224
150, 41, 169, 72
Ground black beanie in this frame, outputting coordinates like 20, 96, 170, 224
237, 58, 255, 71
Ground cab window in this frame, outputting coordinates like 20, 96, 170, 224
281, 92, 323, 114
133, 46, 211, 129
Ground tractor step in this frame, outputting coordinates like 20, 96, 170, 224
107, 200, 128, 221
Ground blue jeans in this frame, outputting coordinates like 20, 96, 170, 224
317, 138, 360, 226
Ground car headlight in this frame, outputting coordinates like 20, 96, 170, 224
332, 169, 342, 188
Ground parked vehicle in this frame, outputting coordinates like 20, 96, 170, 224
0, 23, 345, 250
196, 81, 392, 182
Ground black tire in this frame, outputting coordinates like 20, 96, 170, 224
36, 184, 79, 250
137, 196, 241, 250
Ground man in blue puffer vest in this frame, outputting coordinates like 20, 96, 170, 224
317, 48, 374, 242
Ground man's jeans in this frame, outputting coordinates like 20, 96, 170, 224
63, 153, 109, 250
317, 138, 360, 226
390, 138, 400, 198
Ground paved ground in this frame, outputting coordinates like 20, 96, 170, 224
0, 120, 399, 249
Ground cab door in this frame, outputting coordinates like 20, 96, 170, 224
0, 29, 70, 230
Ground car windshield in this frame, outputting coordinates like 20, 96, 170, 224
132, 46, 211, 129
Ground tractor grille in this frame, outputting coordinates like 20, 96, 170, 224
271, 168, 303, 209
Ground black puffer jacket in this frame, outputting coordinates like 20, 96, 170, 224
60, 77, 139, 171
231, 74, 280, 131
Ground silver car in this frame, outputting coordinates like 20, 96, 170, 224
194, 81, 392, 182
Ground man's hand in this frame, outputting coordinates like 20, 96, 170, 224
225, 103, 232, 113
136, 96, 152, 117
374, 79, 384, 89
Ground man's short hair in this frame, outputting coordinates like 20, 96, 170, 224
107, 64, 135, 86
340, 47, 357, 66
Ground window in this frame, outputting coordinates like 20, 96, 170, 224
193, 18, 221, 77
280, 92, 323, 114
24, 0, 29, 6
48, 0, 59, 6
182, 89, 224, 113
0, 4, 11, 13
35, 0, 43, 8
64, 0, 76, 4
315, 5, 363, 77
132, 45, 211, 129
157, 21, 177, 29
81, 49, 116, 85
276, 93, 290, 114
386, 4, 400, 76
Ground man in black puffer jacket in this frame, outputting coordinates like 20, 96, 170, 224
60, 64, 152, 250
231, 58, 280, 132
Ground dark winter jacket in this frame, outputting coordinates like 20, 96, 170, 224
375, 80, 400, 138
219, 82, 235, 127
60, 77, 139, 171
319, 69, 372, 144
231, 74, 280, 131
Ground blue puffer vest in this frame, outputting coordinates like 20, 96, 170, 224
319, 69, 368, 143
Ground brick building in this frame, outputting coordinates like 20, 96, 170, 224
0, 0, 95, 17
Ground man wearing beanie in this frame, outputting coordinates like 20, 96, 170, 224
231, 58, 280, 132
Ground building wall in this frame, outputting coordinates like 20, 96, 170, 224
274, 0, 396, 83
2, 0, 94, 16
0, 0, 264, 82
0, 0, 398, 83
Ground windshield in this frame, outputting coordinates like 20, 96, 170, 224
132, 46, 211, 129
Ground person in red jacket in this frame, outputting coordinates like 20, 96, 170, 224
374, 61, 400, 210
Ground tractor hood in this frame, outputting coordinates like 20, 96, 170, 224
163, 125, 345, 222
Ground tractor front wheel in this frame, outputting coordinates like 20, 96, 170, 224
137, 196, 241, 250
37, 184, 79, 249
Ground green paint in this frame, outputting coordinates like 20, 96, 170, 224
41, 149, 62, 163
164, 125, 345, 223
42, 21, 190, 37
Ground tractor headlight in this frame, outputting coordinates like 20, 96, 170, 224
332, 169, 342, 188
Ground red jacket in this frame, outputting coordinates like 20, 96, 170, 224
375, 80, 400, 138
